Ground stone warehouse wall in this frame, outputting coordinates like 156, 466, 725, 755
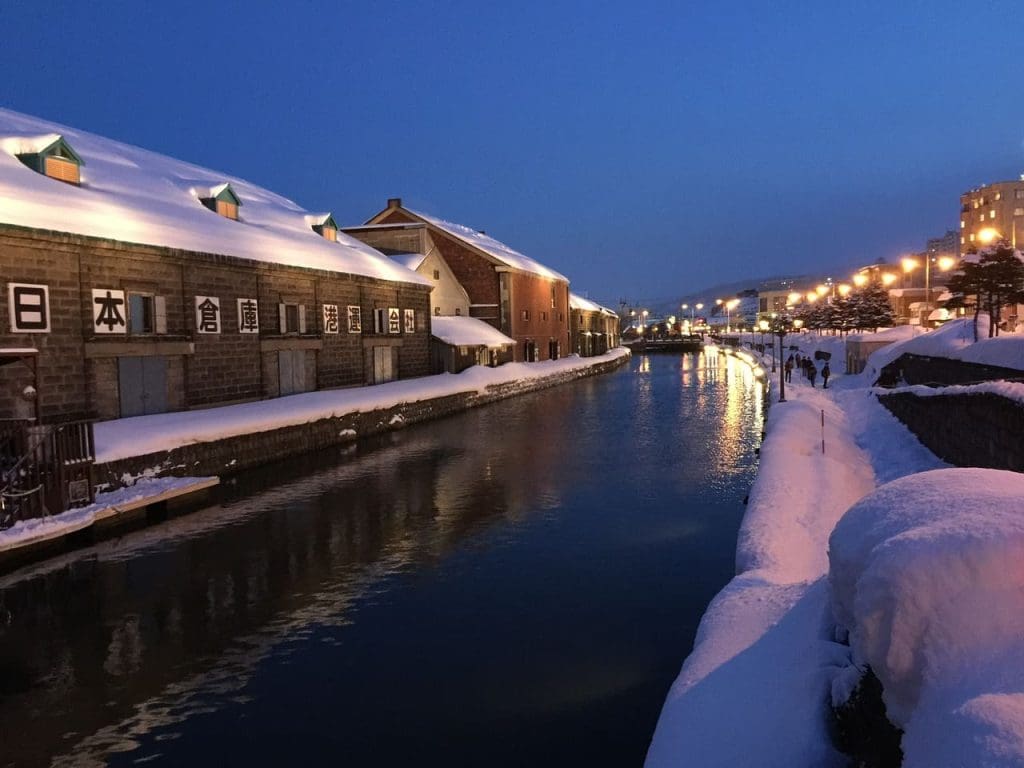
878, 391, 1024, 472
0, 225, 431, 422
95, 353, 629, 489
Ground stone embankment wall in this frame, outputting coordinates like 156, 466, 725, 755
879, 353, 1024, 387
96, 354, 628, 488
878, 391, 1024, 472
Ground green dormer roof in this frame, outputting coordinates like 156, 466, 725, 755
15, 134, 84, 173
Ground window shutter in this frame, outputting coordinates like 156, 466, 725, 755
154, 296, 167, 334
278, 303, 287, 332
298, 305, 307, 334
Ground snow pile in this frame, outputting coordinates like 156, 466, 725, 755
95, 348, 629, 462
861, 318, 979, 381
568, 292, 617, 315
829, 468, 1024, 767
430, 315, 515, 347
0, 108, 428, 286
407, 208, 568, 281
954, 334, 1024, 371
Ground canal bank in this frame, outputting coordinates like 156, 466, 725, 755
94, 349, 631, 487
645, 347, 948, 767
0, 350, 628, 568
0, 351, 763, 767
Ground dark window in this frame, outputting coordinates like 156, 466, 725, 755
551, 284, 556, 308
521, 309, 530, 321
129, 293, 154, 334
455, 307, 461, 316
433, 269, 440, 280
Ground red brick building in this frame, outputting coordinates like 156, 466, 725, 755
0, 109, 433, 425
357, 199, 570, 362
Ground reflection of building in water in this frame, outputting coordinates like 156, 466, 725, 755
0, 399, 574, 766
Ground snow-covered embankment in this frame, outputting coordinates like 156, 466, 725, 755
646, 354, 948, 766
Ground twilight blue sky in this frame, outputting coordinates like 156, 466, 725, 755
3, 0, 1024, 304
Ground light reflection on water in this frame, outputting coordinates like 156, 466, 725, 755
0, 352, 764, 768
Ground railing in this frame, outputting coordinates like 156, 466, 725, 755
0, 419, 95, 530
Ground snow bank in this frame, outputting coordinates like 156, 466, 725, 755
829, 468, 1024, 767
954, 333, 1024, 371
647, 385, 875, 767
862, 318, 979, 381
94, 349, 629, 462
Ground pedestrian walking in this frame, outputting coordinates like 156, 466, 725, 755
809, 363, 818, 387
822, 362, 831, 389
784, 358, 793, 382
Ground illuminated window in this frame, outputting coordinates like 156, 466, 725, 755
996, 192, 1002, 200
979, 214, 985, 223
961, 220, 966, 228
1015, 208, 1024, 217
1017, 190, 1024, 200
970, 233, 976, 241
961, 237, 966, 244
216, 200, 238, 220
322, 226, 337, 241
44, 156, 80, 184
990, 210, 996, 219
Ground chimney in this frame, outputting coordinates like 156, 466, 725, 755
387, 197, 402, 209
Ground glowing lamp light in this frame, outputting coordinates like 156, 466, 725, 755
815, 284, 828, 296
881, 272, 897, 286
837, 283, 852, 296
787, 291, 802, 304
937, 256, 957, 271
806, 291, 818, 303
758, 319, 769, 331
793, 318, 804, 329
901, 257, 920, 273
853, 273, 868, 287
978, 227, 1001, 245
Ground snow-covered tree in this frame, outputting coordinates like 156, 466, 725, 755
848, 280, 895, 332
945, 242, 1024, 337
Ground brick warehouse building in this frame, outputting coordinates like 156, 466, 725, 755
0, 109, 433, 425
355, 199, 570, 362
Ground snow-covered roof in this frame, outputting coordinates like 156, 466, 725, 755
0, 108, 429, 287
430, 315, 515, 347
569, 292, 617, 316
404, 207, 568, 282
388, 252, 427, 271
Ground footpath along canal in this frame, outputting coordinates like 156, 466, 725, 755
0, 351, 764, 767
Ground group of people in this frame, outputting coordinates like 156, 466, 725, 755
783, 353, 831, 388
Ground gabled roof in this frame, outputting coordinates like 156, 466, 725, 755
370, 203, 568, 282
10, 133, 84, 164
199, 182, 241, 206
306, 212, 338, 229
431, 315, 516, 347
0, 108, 429, 286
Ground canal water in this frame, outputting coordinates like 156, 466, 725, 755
0, 352, 763, 767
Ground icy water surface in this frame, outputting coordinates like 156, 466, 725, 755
0, 352, 763, 767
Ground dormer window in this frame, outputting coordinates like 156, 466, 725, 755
198, 183, 242, 221
15, 135, 84, 186
307, 213, 339, 242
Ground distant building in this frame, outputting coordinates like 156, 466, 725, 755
359, 199, 571, 363
927, 229, 959, 261
569, 293, 620, 356
960, 179, 1024, 250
